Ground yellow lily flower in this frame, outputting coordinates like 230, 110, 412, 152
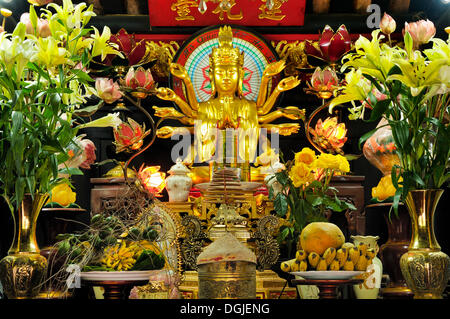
329, 68, 372, 113
91, 26, 122, 62
35, 36, 70, 68
388, 53, 448, 96
343, 30, 400, 83
77, 112, 122, 129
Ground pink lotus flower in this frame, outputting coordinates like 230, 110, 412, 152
403, 19, 436, 48
124, 66, 154, 91
306, 66, 340, 99
380, 13, 396, 35
113, 117, 151, 153
305, 25, 352, 64
95, 78, 122, 104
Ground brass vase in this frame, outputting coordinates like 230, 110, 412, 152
400, 190, 450, 299
0, 193, 49, 299
378, 203, 413, 298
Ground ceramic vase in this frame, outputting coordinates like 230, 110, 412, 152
400, 190, 450, 299
351, 235, 383, 299
378, 203, 413, 298
165, 159, 192, 202
363, 118, 400, 177
0, 193, 49, 299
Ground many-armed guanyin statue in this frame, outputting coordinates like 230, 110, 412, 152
153, 26, 304, 176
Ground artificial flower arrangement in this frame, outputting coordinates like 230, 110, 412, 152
267, 147, 356, 255
329, 14, 450, 211
0, 0, 125, 214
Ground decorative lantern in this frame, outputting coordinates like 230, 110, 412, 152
138, 165, 166, 196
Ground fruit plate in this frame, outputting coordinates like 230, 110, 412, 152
80, 270, 155, 282
290, 271, 364, 280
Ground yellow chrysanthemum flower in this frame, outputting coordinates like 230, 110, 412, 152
294, 147, 317, 167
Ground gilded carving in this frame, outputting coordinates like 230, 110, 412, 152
258, 0, 288, 21
171, 0, 198, 21
181, 215, 209, 270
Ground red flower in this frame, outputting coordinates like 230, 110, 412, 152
113, 117, 151, 153
104, 28, 147, 66
305, 25, 352, 64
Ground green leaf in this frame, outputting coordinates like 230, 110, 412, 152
71, 69, 94, 83
368, 99, 391, 122
29, 4, 38, 32
72, 101, 104, 117
306, 194, 323, 206
404, 31, 413, 57
275, 171, 290, 187
58, 167, 84, 176
274, 193, 289, 217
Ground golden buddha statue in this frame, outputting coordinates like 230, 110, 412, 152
154, 26, 304, 170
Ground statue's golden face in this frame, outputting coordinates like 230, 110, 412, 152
213, 64, 239, 95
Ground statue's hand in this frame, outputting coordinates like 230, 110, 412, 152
263, 60, 286, 78
280, 106, 306, 121
170, 63, 189, 80
152, 106, 183, 118
277, 76, 301, 92
156, 87, 177, 101
156, 126, 174, 139
276, 123, 300, 136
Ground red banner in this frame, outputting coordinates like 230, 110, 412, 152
148, 0, 306, 27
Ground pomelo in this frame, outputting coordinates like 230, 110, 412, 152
299, 222, 345, 255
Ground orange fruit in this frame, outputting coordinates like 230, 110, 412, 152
299, 222, 345, 255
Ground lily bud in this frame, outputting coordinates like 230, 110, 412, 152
37, 19, 51, 38
403, 19, 436, 47
95, 78, 122, 104
20, 13, 34, 35
380, 13, 396, 35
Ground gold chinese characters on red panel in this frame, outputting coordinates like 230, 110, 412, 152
147, 0, 306, 27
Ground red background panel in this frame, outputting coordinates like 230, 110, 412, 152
148, 0, 306, 27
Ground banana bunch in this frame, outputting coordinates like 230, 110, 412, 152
100, 240, 137, 271
281, 242, 376, 272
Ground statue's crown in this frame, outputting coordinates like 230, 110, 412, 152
210, 26, 244, 67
